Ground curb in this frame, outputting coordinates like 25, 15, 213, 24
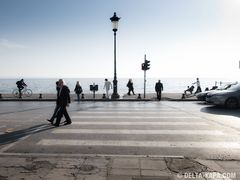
0, 98, 198, 102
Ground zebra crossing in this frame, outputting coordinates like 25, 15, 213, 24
36, 104, 240, 157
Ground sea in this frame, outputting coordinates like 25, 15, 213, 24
0, 78, 237, 96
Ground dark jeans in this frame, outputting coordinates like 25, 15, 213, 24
18, 87, 23, 98
195, 87, 202, 94
49, 105, 60, 122
55, 106, 71, 125
128, 88, 135, 95
156, 91, 162, 101
76, 93, 80, 101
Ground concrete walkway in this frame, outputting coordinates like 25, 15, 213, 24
0, 93, 197, 101
0, 155, 239, 180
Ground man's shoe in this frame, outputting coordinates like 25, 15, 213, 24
64, 122, 72, 125
47, 119, 53, 124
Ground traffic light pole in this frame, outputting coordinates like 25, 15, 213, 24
141, 54, 150, 99
144, 68, 146, 98
144, 54, 147, 99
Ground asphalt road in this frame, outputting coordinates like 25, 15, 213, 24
1, 101, 240, 160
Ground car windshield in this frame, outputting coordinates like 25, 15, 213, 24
227, 84, 240, 91
217, 83, 236, 90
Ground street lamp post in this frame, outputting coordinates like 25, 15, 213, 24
110, 12, 120, 99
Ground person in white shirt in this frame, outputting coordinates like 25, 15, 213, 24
103, 78, 112, 98
193, 78, 202, 94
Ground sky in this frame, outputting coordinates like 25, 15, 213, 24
0, 0, 240, 78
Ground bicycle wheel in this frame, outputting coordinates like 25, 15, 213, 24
24, 89, 33, 97
12, 89, 19, 98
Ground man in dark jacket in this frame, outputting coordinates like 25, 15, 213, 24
47, 81, 60, 124
54, 79, 71, 127
155, 80, 163, 101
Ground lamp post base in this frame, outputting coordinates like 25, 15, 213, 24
111, 93, 120, 99
112, 79, 119, 99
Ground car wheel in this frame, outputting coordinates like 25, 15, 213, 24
225, 98, 239, 109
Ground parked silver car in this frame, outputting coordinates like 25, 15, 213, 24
206, 83, 240, 108
196, 83, 234, 101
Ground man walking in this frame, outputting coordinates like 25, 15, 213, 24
47, 81, 60, 124
193, 78, 202, 94
103, 78, 112, 98
155, 80, 163, 101
54, 79, 72, 127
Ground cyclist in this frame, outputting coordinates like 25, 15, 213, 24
16, 79, 27, 98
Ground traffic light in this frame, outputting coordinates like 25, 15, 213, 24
145, 60, 150, 70
142, 60, 150, 71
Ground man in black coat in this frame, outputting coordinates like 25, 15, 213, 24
47, 81, 60, 124
54, 79, 72, 127
155, 80, 163, 101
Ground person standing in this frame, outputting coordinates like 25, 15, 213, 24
103, 79, 112, 98
155, 80, 163, 101
54, 79, 72, 127
193, 78, 202, 94
16, 79, 27, 98
47, 81, 60, 124
127, 79, 135, 95
74, 81, 82, 101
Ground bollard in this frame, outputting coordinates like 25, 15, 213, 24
181, 93, 185, 99
39, 93, 42, 99
0, 94, 2, 99
137, 94, 141, 99
102, 94, 106, 99
81, 93, 85, 99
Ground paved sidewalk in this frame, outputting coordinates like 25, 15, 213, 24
0, 93, 197, 101
0, 155, 239, 180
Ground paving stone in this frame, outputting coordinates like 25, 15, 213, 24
84, 157, 110, 169
10, 174, 46, 180
112, 158, 139, 169
0, 157, 26, 166
133, 176, 173, 180
195, 159, 225, 172
141, 169, 171, 177
0, 167, 25, 179
165, 158, 207, 173
106, 175, 132, 180
215, 161, 240, 170
140, 159, 167, 170
45, 168, 77, 180
173, 174, 205, 180
76, 174, 107, 180
56, 158, 84, 169
110, 168, 140, 176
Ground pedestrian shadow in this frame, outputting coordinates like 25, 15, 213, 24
0, 123, 55, 145
200, 105, 240, 118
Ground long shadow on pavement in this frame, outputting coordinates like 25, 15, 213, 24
0, 124, 55, 145
200, 105, 240, 118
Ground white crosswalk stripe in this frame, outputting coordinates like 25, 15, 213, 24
71, 121, 208, 126
71, 116, 201, 119
52, 129, 224, 135
37, 140, 240, 149
77, 111, 185, 114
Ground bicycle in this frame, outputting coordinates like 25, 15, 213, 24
12, 87, 33, 98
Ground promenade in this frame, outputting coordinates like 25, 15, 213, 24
0, 93, 197, 101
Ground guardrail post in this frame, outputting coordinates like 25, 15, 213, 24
81, 93, 85, 99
